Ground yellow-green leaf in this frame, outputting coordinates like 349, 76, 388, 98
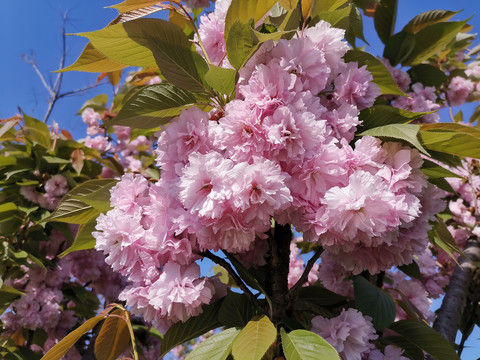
420, 122, 480, 158
231, 316, 277, 360
281, 328, 340, 360
41, 315, 106, 360
278, 0, 298, 11
77, 19, 167, 68
185, 328, 240, 360
58, 43, 126, 73
95, 309, 131, 360
225, 0, 277, 42
23, 113, 51, 149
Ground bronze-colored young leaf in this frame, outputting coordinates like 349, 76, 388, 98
94, 309, 131, 360
41, 315, 106, 360
110, 0, 173, 13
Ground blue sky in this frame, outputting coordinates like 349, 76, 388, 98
1, 0, 480, 358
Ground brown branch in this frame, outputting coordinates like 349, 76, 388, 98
199, 250, 264, 311
433, 236, 480, 345
287, 246, 323, 301
267, 222, 292, 324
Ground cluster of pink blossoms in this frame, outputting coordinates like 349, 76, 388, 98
94, 1, 446, 334
82, 107, 155, 173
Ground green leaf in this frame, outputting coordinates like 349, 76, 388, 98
403, 9, 460, 34
205, 66, 237, 96
420, 159, 462, 179
407, 64, 447, 88
380, 336, 424, 360
359, 105, 433, 131
420, 122, 480, 158
343, 50, 406, 96
374, 0, 397, 44
429, 218, 463, 263
281, 328, 340, 360
0, 285, 25, 312
388, 320, 460, 360
160, 299, 223, 357
46, 179, 116, 224
225, 0, 277, 43
59, 217, 98, 258
107, 84, 197, 129
297, 286, 348, 307
398, 261, 423, 283
185, 328, 240, 360
353, 276, 396, 330
358, 123, 429, 155
94, 309, 131, 360
42, 156, 71, 164
68, 179, 118, 203
404, 20, 468, 66
45, 197, 99, 224
218, 291, 255, 328
41, 315, 106, 360
145, 20, 209, 92
231, 315, 277, 360
311, 0, 349, 13
77, 94, 109, 114
383, 31, 416, 66
346, 5, 367, 45
0, 202, 18, 213
23, 114, 51, 149
58, 43, 126, 73
224, 252, 272, 311
0, 156, 16, 167
314, 5, 352, 27
226, 21, 255, 70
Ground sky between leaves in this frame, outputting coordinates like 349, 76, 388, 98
1, 0, 480, 358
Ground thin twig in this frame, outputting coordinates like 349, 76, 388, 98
199, 250, 264, 311
177, 3, 212, 65
287, 246, 323, 300
57, 83, 107, 99
22, 54, 54, 98
43, 13, 68, 123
